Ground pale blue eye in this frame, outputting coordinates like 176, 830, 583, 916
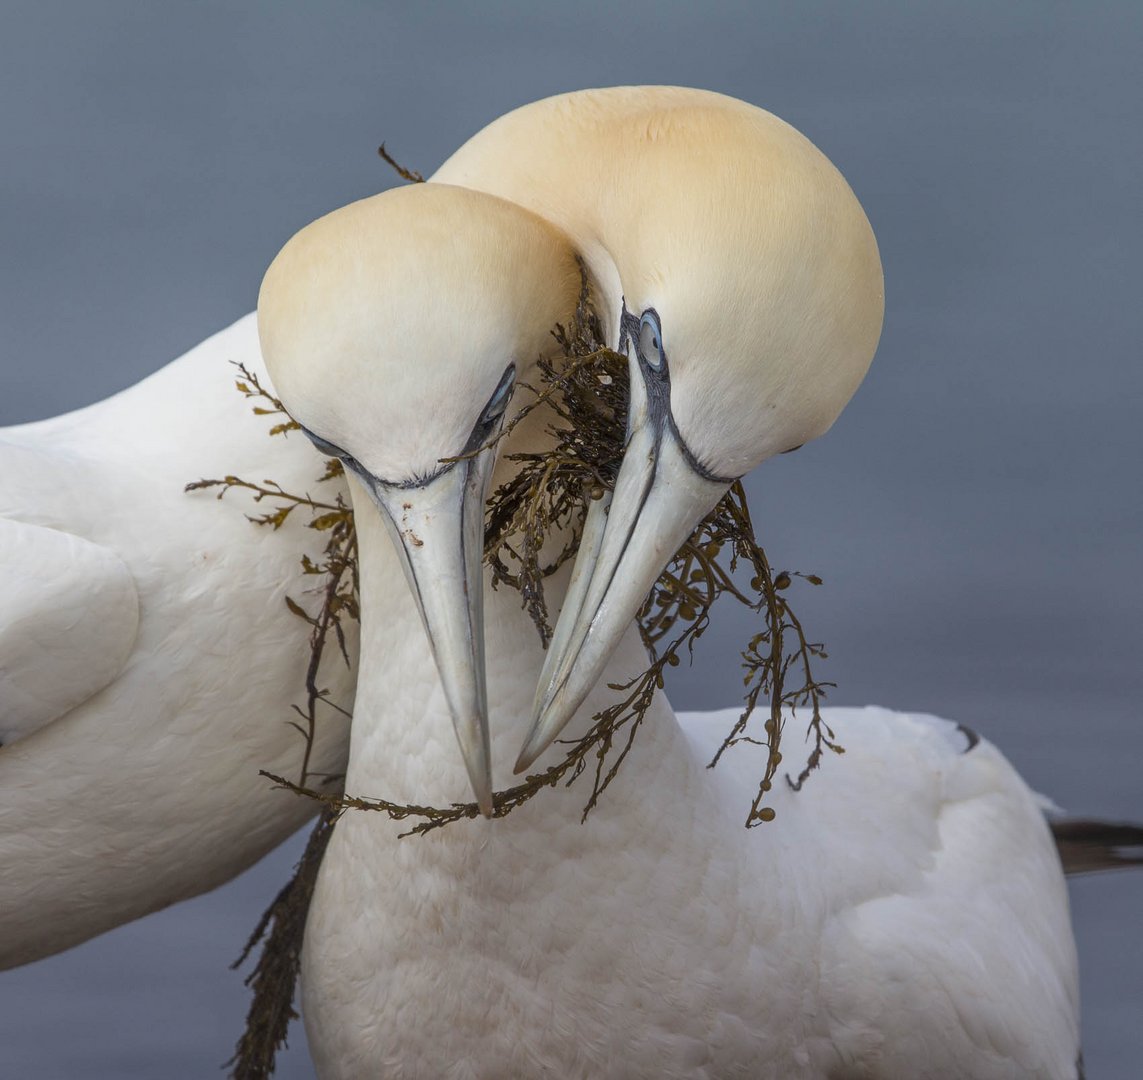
482, 365, 516, 424
638, 313, 664, 370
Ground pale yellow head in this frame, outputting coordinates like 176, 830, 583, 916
258, 182, 582, 484
435, 86, 885, 480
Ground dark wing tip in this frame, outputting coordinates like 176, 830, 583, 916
1051, 818, 1143, 875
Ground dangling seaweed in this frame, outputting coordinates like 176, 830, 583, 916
224, 809, 336, 1079
188, 368, 357, 1080
186, 364, 357, 791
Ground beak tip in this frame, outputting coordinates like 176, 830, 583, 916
514, 716, 554, 775
458, 738, 495, 818
471, 774, 494, 818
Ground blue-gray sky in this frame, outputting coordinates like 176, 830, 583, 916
1, 3, 1140, 1076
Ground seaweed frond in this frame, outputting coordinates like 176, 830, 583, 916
185, 363, 356, 788
377, 142, 425, 183
481, 279, 626, 645
225, 809, 336, 1079
695, 492, 840, 824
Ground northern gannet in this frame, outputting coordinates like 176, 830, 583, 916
432, 86, 885, 767
259, 176, 1082, 1077
0, 317, 354, 968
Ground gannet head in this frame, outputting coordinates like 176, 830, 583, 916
435, 88, 885, 770
258, 182, 582, 812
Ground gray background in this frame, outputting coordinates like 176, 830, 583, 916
1, 1, 1140, 1076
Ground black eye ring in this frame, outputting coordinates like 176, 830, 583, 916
300, 425, 363, 476
302, 426, 346, 460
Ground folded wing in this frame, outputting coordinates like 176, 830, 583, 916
1, 517, 138, 747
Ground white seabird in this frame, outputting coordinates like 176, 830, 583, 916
432, 86, 888, 767
259, 174, 1082, 1077
0, 317, 353, 969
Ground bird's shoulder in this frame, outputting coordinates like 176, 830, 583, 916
678, 704, 1080, 1076
0, 515, 139, 747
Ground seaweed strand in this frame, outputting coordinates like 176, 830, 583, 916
225, 809, 337, 1079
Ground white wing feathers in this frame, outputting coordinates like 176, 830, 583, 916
0, 518, 139, 746
679, 706, 1081, 1075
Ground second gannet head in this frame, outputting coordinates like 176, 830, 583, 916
258, 182, 582, 812
436, 87, 885, 769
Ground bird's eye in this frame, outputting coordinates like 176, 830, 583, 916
302, 427, 348, 460
480, 364, 516, 426
458, 364, 517, 458
302, 426, 363, 474
637, 311, 665, 371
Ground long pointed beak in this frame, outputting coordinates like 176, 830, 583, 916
516, 416, 729, 773
358, 450, 497, 815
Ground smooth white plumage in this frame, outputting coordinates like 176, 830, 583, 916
258, 168, 1082, 1077
0, 317, 353, 969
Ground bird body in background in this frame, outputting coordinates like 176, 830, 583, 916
0, 316, 353, 969
259, 174, 1083, 1077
